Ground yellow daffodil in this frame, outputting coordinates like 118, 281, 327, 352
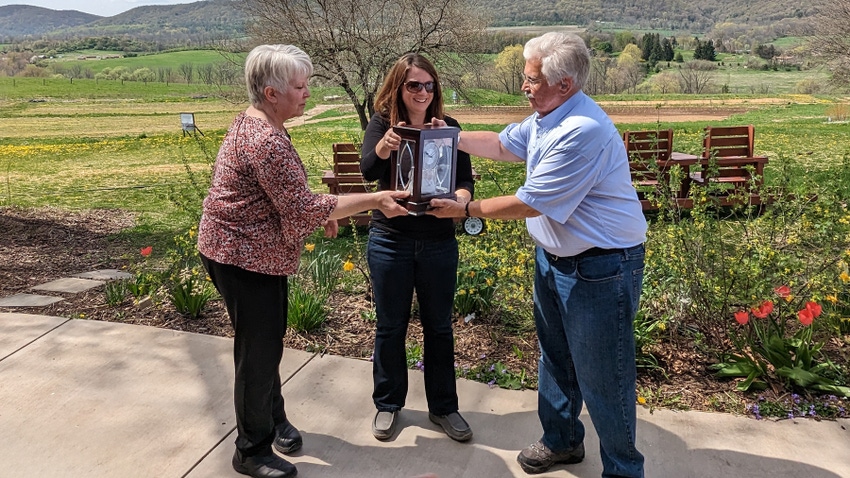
305, 243, 315, 252
343, 260, 355, 272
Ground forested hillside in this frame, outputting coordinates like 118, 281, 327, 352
0, 4, 100, 37
0, 0, 244, 43
0, 0, 820, 43
488, 0, 818, 31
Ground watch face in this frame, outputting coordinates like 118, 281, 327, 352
463, 217, 484, 235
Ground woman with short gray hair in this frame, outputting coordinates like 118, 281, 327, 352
198, 44, 408, 478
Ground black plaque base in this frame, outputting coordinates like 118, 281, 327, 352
399, 193, 456, 216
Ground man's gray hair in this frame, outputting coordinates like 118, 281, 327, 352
244, 44, 313, 106
524, 32, 590, 90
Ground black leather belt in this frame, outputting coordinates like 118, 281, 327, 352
547, 247, 626, 262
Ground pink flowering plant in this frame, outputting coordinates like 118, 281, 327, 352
712, 285, 850, 397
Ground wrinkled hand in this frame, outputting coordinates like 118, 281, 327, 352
377, 190, 411, 218
426, 197, 465, 218
322, 219, 338, 238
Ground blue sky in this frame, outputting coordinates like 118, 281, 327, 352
0, 0, 196, 17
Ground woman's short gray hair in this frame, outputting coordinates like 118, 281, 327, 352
524, 32, 590, 90
244, 44, 313, 106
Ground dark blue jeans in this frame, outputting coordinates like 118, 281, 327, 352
367, 228, 459, 415
534, 245, 645, 478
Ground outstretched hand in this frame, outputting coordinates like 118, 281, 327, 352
426, 197, 465, 219
377, 190, 411, 218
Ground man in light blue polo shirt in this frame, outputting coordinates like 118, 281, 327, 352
429, 32, 647, 477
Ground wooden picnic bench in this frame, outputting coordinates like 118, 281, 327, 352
624, 125, 769, 211
624, 129, 698, 211
691, 125, 769, 207
321, 143, 376, 227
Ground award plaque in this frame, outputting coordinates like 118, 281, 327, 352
390, 124, 459, 215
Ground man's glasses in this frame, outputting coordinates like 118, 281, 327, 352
521, 74, 544, 87
404, 80, 435, 93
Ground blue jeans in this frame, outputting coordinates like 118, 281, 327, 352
534, 245, 645, 478
367, 228, 459, 415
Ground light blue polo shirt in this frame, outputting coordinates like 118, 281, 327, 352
499, 91, 647, 257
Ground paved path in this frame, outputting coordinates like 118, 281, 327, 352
1, 270, 848, 477
1, 311, 848, 478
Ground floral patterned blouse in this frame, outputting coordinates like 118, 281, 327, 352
197, 112, 337, 276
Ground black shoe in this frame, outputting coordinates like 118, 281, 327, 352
232, 450, 297, 478
371, 410, 398, 441
273, 419, 303, 455
516, 439, 584, 474
428, 411, 473, 442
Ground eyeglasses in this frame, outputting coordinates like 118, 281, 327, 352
521, 74, 544, 87
404, 80, 435, 93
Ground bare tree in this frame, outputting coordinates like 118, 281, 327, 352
242, 0, 489, 129
809, 0, 850, 86
179, 62, 194, 84
678, 60, 715, 94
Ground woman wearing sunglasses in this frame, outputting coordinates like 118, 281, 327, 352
360, 53, 476, 443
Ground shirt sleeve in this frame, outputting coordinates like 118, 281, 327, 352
498, 120, 531, 161
252, 134, 337, 239
360, 114, 391, 184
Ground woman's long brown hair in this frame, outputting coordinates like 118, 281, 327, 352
373, 53, 444, 126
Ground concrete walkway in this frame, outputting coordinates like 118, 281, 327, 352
1, 310, 848, 478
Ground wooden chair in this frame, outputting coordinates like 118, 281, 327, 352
624, 129, 693, 210
692, 125, 769, 206
321, 143, 375, 226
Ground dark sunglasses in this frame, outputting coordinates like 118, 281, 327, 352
404, 80, 435, 93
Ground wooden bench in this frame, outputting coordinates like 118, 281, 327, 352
624, 129, 697, 211
321, 143, 375, 227
691, 125, 769, 207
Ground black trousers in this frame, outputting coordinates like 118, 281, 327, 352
201, 254, 289, 456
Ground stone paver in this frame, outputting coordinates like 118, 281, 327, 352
72, 269, 133, 281
0, 293, 64, 307
31, 277, 104, 293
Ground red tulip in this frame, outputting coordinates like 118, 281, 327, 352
774, 285, 791, 298
751, 301, 774, 319
734, 310, 750, 325
798, 308, 814, 326
805, 301, 822, 318
140, 246, 153, 257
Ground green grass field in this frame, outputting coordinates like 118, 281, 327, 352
50, 49, 243, 76
2, 61, 849, 244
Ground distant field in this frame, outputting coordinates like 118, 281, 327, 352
50, 50, 242, 76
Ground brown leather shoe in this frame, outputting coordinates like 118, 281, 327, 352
517, 439, 584, 474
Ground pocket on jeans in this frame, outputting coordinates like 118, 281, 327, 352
575, 255, 622, 282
